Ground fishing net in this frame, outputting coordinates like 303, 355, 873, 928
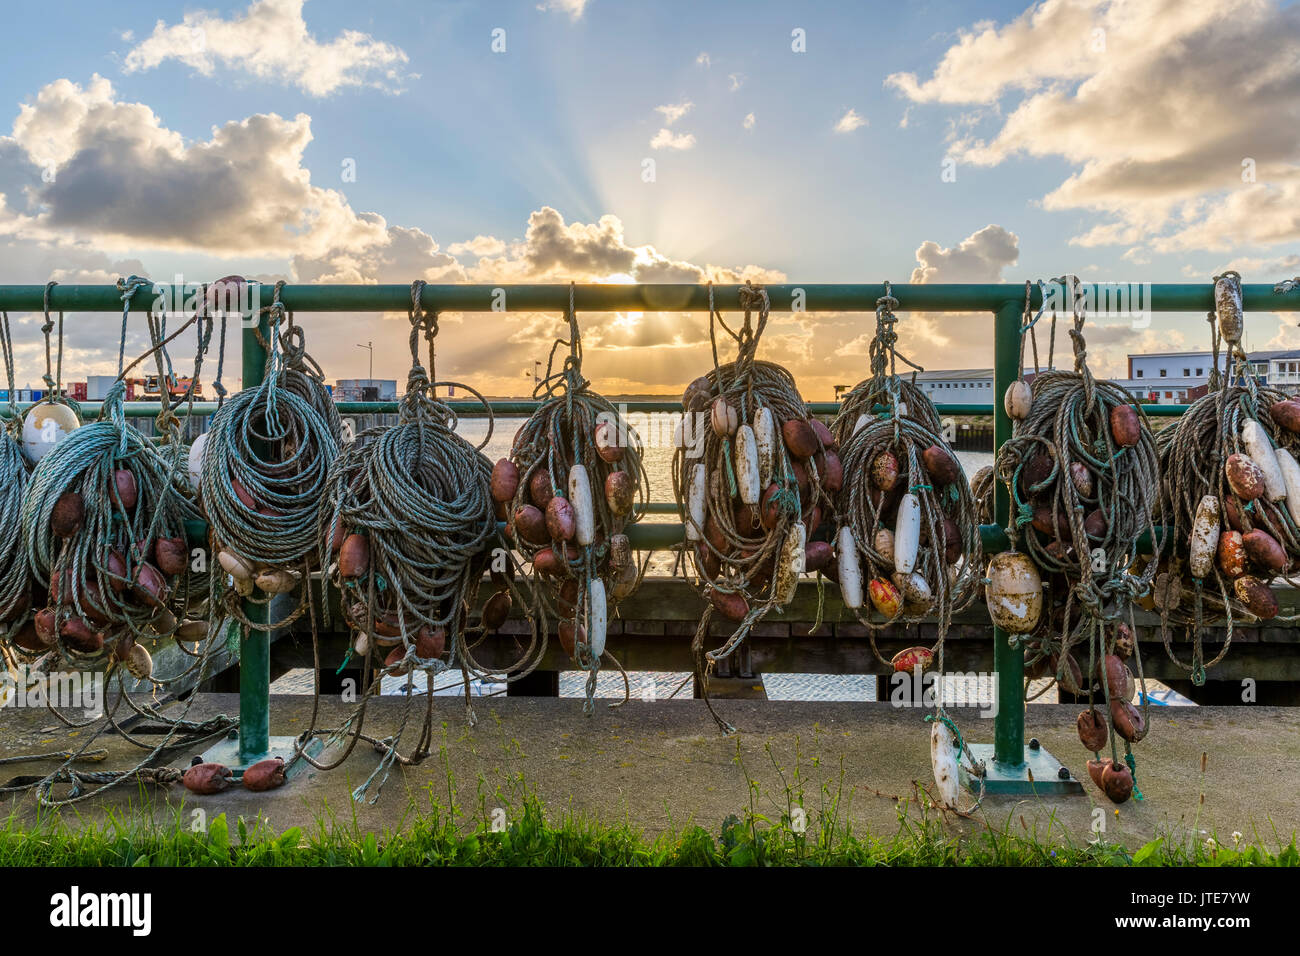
496, 283, 649, 715
3, 277, 238, 807
831, 284, 983, 666
994, 276, 1161, 804
1154, 271, 1300, 685
831, 283, 984, 812
670, 283, 834, 734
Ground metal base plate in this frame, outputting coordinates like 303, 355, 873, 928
197, 734, 319, 777
963, 743, 1084, 796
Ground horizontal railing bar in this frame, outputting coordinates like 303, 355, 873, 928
0, 400, 1192, 419
0, 283, 1297, 314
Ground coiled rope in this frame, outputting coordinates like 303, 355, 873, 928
202, 281, 340, 568
299, 281, 548, 801
671, 282, 831, 734
996, 276, 1159, 802
201, 280, 340, 632
832, 284, 985, 811
1154, 274, 1300, 684
0, 309, 31, 650
502, 283, 648, 716
832, 284, 983, 663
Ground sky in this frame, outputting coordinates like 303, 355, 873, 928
0, 0, 1298, 399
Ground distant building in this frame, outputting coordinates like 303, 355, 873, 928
1246, 349, 1300, 389
872, 349, 1300, 409
87, 376, 118, 401
1110, 349, 1300, 403
334, 379, 397, 402
912, 368, 996, 403
1111, 350, 1226, 404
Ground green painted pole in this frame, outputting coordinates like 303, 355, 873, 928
992, 300, 1025, 767
2, 282, 1297, 315
238, 289, 271, 761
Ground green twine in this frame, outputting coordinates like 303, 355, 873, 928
1124, 750, 1144, 801
925, 711, 966, 757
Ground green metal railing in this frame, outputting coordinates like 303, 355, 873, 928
4, 400, 1193, 418
3, 282, 1296, 786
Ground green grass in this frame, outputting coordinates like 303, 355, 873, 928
1, 798, 1293, 867
2, 745, 1295, 866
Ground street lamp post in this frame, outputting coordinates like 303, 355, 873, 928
357, 341, 373, 381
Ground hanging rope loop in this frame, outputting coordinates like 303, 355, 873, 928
202, 279, 341, 577
504, 284, 647, 716
673, 283, 832, 733
832, 283, 981, 669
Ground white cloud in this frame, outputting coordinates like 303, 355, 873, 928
654, 101, 693, 126
696, 51, 711, 67
911, 224, 1020, 285
122, 0, 413, 97
887, 0, 1300, 253
650, 128, 696, 150
728, 73, 745, 92
833, 108, 866, 133
902, 225, 1022, 370
537, 0, 590, 19
447, 235, 508, 259
9, 76, 387, 258
743, 112, 756, 131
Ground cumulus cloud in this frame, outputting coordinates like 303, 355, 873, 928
833, 109, 866, 133
10, 76, 388, 259
743, 112, 756, 131
887, 0, 1300, 252
728, 73, 745, 92
910, 225, 1020, 284
650, 128, 696, 150
900, 225, 1021, 371
654, 101, 693, 125
696, 51, 711, 68
121, 0, 413, 97
447, 235, 508, 259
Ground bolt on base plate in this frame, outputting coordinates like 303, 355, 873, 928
962, 743, 1084, 796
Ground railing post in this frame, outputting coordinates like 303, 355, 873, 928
992, 300, 1025, 767
964, 299, 1081, 793
237, 285, 271, 761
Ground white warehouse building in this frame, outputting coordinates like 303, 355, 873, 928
890, 349, 1300, 409
911, 368, 997, 402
